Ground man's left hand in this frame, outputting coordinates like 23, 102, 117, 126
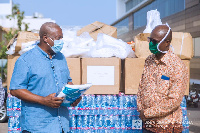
71, 96, 82, 107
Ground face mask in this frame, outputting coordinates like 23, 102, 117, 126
149, 41, 161, 55
47, 37, 64, 53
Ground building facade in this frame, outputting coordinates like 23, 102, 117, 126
112, 0, 200, 57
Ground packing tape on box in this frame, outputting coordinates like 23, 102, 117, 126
180, 33, 184, 58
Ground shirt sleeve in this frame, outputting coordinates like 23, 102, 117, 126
10, 58, 30, 90
144, 63, 189, 119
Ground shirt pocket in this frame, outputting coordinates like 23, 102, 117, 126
156, 79, 170, 96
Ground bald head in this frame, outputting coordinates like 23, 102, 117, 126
151, 25, 172, 42
39, 22, 61, 38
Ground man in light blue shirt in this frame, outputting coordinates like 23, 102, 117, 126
10, 22, 81, 133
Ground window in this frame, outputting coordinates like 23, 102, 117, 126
114, 17, 129, 36
133, 0, 185, 30
126, 0, 146, 12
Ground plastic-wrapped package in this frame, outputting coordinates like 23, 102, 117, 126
56, 83, 92, 107
6, 40, 17, 55
18, 41, 38, 55
143, 9, 162, 33
89, 33, 135, 59
61, 31, 95, 58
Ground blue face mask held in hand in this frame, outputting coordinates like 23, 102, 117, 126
56, 83, 92, 107
47, 37, 64, 53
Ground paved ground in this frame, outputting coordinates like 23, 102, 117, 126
187, 102, 200, 133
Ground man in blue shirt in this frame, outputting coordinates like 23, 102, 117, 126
10, 22, 81, 133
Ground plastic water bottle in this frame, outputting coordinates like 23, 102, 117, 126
106, 95, 113, 115
118, 93, 125, 115
76, 115, 82, 133
81, 95, 86, 115
14, 116, 21, 133
95, 95, 102, 115
101, 95, 107, 115
82, 115, 88, 131
94, 115, 98, 132
120, 115, 126, 132
112, 95, 119, 115
8, 116, 14, 132
88, 115, 94, 132
13, 97, 21, 116
124, 95, 131, 115
7, 94, 13, 116
113, 115, 120, 133
69, 115, 76, 132
85, 95, 91, 115
125, 115, 132, 132
98, 115, 104, 133
181, 96, 187, 107
182, 107, 187, 116
90, 95, 96, 115
182, 115, 189, 133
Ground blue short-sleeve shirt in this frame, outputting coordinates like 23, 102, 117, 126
10, 44, 72, 133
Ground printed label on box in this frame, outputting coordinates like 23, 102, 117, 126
87, 66, 114, 85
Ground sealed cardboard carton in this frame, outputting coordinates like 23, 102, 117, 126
82, 58, 121, 94
125, 58, 190, 95
7, 56, 81, 92
66, 58, 82, 85
125, 58, 145, 94
77, 21, 117, 41
7, 55, 20, 93
134, 32, 193, 59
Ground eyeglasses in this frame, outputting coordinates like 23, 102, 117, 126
147, 37, 159, 45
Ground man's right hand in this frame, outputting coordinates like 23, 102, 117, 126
43, 93, 64, 108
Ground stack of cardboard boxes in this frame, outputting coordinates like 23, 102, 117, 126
125, 32, 193, 95
7, 22, 193, 96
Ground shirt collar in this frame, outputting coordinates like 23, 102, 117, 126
153, 49, 172, 65
35, 42, 56, 59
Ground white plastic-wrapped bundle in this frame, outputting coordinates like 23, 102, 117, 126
56, 83, 92, 107
6, 40, 17, 55
89, 33, 135, 59
143, 9, 162, 33
61, 27, 95, 58
18, 41, 38, 55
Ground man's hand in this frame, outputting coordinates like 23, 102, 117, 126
43, 93, 64, 108
71, 96, 82, 107
139, 110, 147, 121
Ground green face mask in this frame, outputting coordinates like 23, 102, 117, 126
149, 41, 161, 55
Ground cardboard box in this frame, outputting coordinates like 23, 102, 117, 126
82, 58, 121, 94
125, 58, 190, 95
66, 58, 82, 85
7, 55, 20, 93
7, 31, 39, 53
7, 56, 82, 92
134, 32, 194, 59
125, 58, 145, 94
77, 21, 117, 41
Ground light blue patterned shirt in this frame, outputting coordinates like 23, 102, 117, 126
10, 44, 72, 133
